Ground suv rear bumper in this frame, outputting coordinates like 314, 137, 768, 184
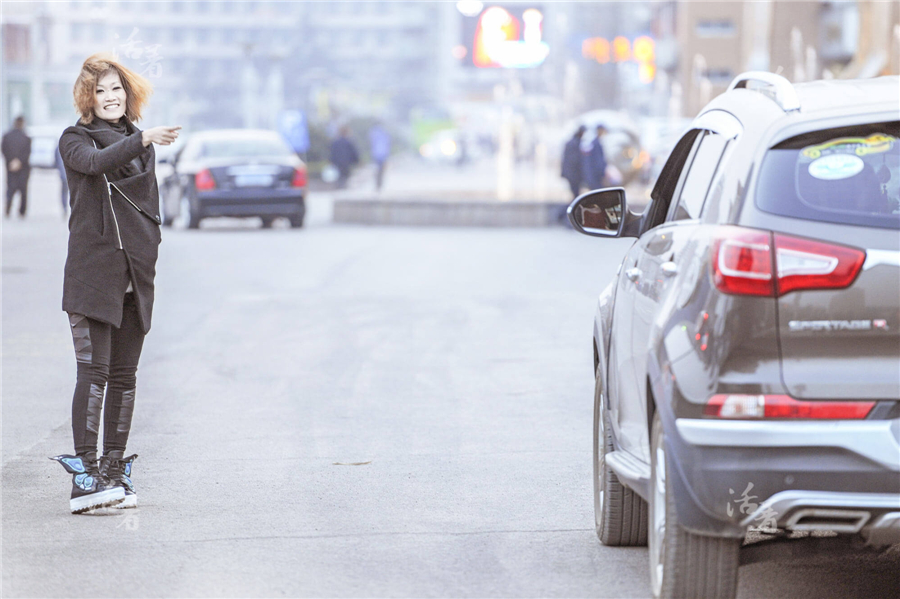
738, 490, 900, 546
676, 419, 900, 471
668, 418, 900, 538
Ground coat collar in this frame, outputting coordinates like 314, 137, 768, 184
81, 117, 151, 172
80, 116, 141, 141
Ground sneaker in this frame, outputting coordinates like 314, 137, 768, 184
50, 453, 125, 514
100, 454, 138, 509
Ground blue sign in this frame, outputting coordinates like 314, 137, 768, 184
278, 110, 309, 154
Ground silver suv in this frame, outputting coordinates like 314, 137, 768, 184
568, 72, 899, 599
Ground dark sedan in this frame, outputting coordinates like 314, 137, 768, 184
160, 129, 306, 229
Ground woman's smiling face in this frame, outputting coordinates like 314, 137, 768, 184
93, 70, 127, 122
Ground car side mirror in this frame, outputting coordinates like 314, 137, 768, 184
568, 187, 627, 237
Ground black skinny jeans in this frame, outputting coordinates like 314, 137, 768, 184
69, 292, 145, 457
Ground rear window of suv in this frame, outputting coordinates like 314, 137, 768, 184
756, 121, 900, 229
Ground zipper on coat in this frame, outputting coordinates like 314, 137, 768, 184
105, 178, 124, 250
110, 182, 145, 214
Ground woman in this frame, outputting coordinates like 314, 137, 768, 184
51, 53, 180, 514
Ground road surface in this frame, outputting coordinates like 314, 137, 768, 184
2, 171, 898, 597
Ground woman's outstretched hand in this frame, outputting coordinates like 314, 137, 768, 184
142, 126, 182, 147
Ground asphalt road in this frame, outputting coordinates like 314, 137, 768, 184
3, 172, 899, 597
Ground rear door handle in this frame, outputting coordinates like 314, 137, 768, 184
625, 267, 642, 282
661, 262, 678, 277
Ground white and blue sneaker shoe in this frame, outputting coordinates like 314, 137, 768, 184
100, 454, 138, 509
51, 453, 125, 514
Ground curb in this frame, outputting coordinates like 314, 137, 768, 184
333, 199, 571, 227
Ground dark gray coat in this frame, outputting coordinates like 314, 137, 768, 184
59, 118, 162, 333
2, 128, 31, 173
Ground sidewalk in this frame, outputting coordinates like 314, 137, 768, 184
326, 154, 650, 227
332, 154, 573, 203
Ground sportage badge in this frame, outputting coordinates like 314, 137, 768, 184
788, 319, 890, 332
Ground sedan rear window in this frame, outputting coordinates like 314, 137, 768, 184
198, 138, 292, 159
756, 122, 900, 230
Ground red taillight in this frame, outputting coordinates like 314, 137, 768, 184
711, 227, 865, 297
774, 234, 865, 295
291, 166, 307, 188
704, 394, 875, 419
195, 169, 216, 191
711, 227, 774, 296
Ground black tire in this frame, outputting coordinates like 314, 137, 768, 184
289, 214, 304, 228
594, 366, 648, 546
183, 195, 201, 229
649, 410, 740, 599
260, 217, 275, 229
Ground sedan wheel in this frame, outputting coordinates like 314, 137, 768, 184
179, 196, 200, 229
593, 365, 647, 546
648, 410, 740, 599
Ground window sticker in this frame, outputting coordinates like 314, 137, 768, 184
790, 131, 899, 217
801, 134, 895, 161
808, 154, 865, 180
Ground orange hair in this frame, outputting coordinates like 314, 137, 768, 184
73, 53, 153, 125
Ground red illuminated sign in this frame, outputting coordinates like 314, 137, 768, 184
582, 35, 657, 83
462, 5, 550, 69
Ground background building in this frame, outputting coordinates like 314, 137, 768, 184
2, 1, 897, 137
667, 0, 900, 116
1, 1, 445, 132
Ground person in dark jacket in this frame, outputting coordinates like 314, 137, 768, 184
50, 53, 180, 514
329, 126, 359, 188
1, 115, 31, 218
561, 125, 586, 199
581, 124, 608, 191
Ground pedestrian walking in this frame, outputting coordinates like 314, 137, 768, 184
329, 126, 359, 189
561, 125, 586, 199
581, 124, 608, 191
50, 53, 180, 514
368, 124, 391, 191
2, 115, 32, 218
55, 146, 69, 218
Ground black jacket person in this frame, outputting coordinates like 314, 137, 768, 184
2, 116, 31, 217
561, 125, 586, 199
50, 53, 180, 514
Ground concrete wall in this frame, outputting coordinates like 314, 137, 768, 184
333, 199, 569, 227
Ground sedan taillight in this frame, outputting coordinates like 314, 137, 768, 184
292, 166, 307, 188
704, 394, 875, 419
195, 169, 216, 191
710, 227, 865, 297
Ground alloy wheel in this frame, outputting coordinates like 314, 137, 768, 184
596, 393, 606, 516
649, 425, 667, 597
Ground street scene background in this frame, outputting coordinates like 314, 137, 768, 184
3, 1, 900, 597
